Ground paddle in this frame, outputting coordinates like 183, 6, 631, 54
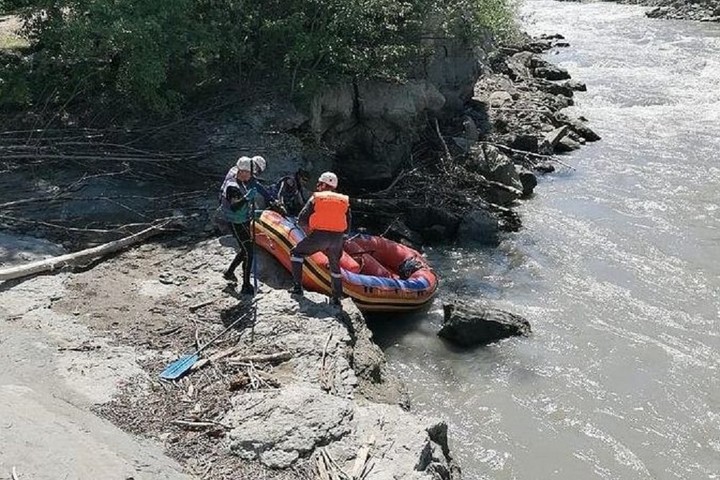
159, 310, 251, 380
250, 160, 259, 343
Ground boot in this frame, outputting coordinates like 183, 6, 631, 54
331, 275, 344, 303
289, 283, 303, 296
240, 283, 255, 295
224, 254, 242, 283
330, 297, 342, 307
223, 269, 237, 283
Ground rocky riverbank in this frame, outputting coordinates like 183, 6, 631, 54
0, 232, 458, 479
596, 0, 720, 22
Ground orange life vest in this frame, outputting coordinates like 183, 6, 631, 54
309, 191, 349, 233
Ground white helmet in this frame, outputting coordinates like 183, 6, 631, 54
236, 156, 253, 172
318, 171, 338, 189
251, 155, 266, 174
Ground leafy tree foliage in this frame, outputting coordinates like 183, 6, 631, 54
1, 0, 516, 114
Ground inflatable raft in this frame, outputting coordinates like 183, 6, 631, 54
254, 210, 438, 312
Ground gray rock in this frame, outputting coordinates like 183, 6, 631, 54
226, 385, 354, 468
439, 301, 531, 347
489, 90, 513, 108
556, 136, 582, 152
554, 111, 601, 142
533, 66, 571, 81
536, 80, 574, 98
508, 134, 539, 153
516, 165, 538, 197
470, 144, 523, 205
457, 209, 500, 246
563, 79, 587, 92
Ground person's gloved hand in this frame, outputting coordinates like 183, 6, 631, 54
242, 187, 257, 202
269, 200, 288, 216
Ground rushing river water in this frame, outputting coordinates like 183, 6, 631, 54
372, 2, 720, 478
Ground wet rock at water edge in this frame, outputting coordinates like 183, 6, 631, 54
516, 165, 538, 197
457, 209, 500, 246
533, 65, 572, 81
554, 111, 601, 142
563, 79, 587, 92
439, 301, 531, 347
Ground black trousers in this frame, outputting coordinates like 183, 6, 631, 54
290, 230, 344, 299
227, 221, 253, 286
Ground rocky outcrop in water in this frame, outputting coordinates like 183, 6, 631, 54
439, 301, 531, 347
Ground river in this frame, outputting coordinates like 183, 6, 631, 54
372, 2, 720, 478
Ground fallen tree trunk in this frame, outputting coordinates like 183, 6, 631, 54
0, 220, 174, 281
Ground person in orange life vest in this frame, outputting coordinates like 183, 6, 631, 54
290, 171, 351, 306
220, 155, 275, 294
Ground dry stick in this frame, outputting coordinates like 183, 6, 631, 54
321, 448, 351, 480
433, 118, 453, 166
0, 191, 208, 210
188, 298, 218, 312
227, 351, 292, 364
0, 220, 175, 282
171, 420, 226, 430
359, 459, 376, 480
320, 333, 333, 391
316, 454, 331, 480
0, 214, 140, 234
484, 141, 577, 170
190, 346, 243, 371
364, 167, 419, 198
351, 435, 375, 479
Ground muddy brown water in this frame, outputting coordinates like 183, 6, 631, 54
371, 2, 720, 479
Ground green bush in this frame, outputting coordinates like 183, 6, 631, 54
1, 0, 517, 114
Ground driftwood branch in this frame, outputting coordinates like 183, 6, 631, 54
226, 351, 292, 365
0, 219, 175, 281
480, 141, 576, 170
190, 346, 243, 371
171, 419, 228, 430
433, 118, 453, 164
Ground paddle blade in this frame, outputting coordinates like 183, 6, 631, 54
160, 354, 199, 380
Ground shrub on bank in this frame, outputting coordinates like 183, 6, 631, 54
0, 0, 517, 115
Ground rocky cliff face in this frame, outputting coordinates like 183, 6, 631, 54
309, 36, 484, 188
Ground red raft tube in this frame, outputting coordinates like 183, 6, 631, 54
253, 210, 438, 312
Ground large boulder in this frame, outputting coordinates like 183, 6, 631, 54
439, 301, 531, 347
457, 209, 500, 246
226, 386, 354, 468
469, 144, 523, 205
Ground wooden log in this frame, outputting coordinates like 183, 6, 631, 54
0, 220, 174, 281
